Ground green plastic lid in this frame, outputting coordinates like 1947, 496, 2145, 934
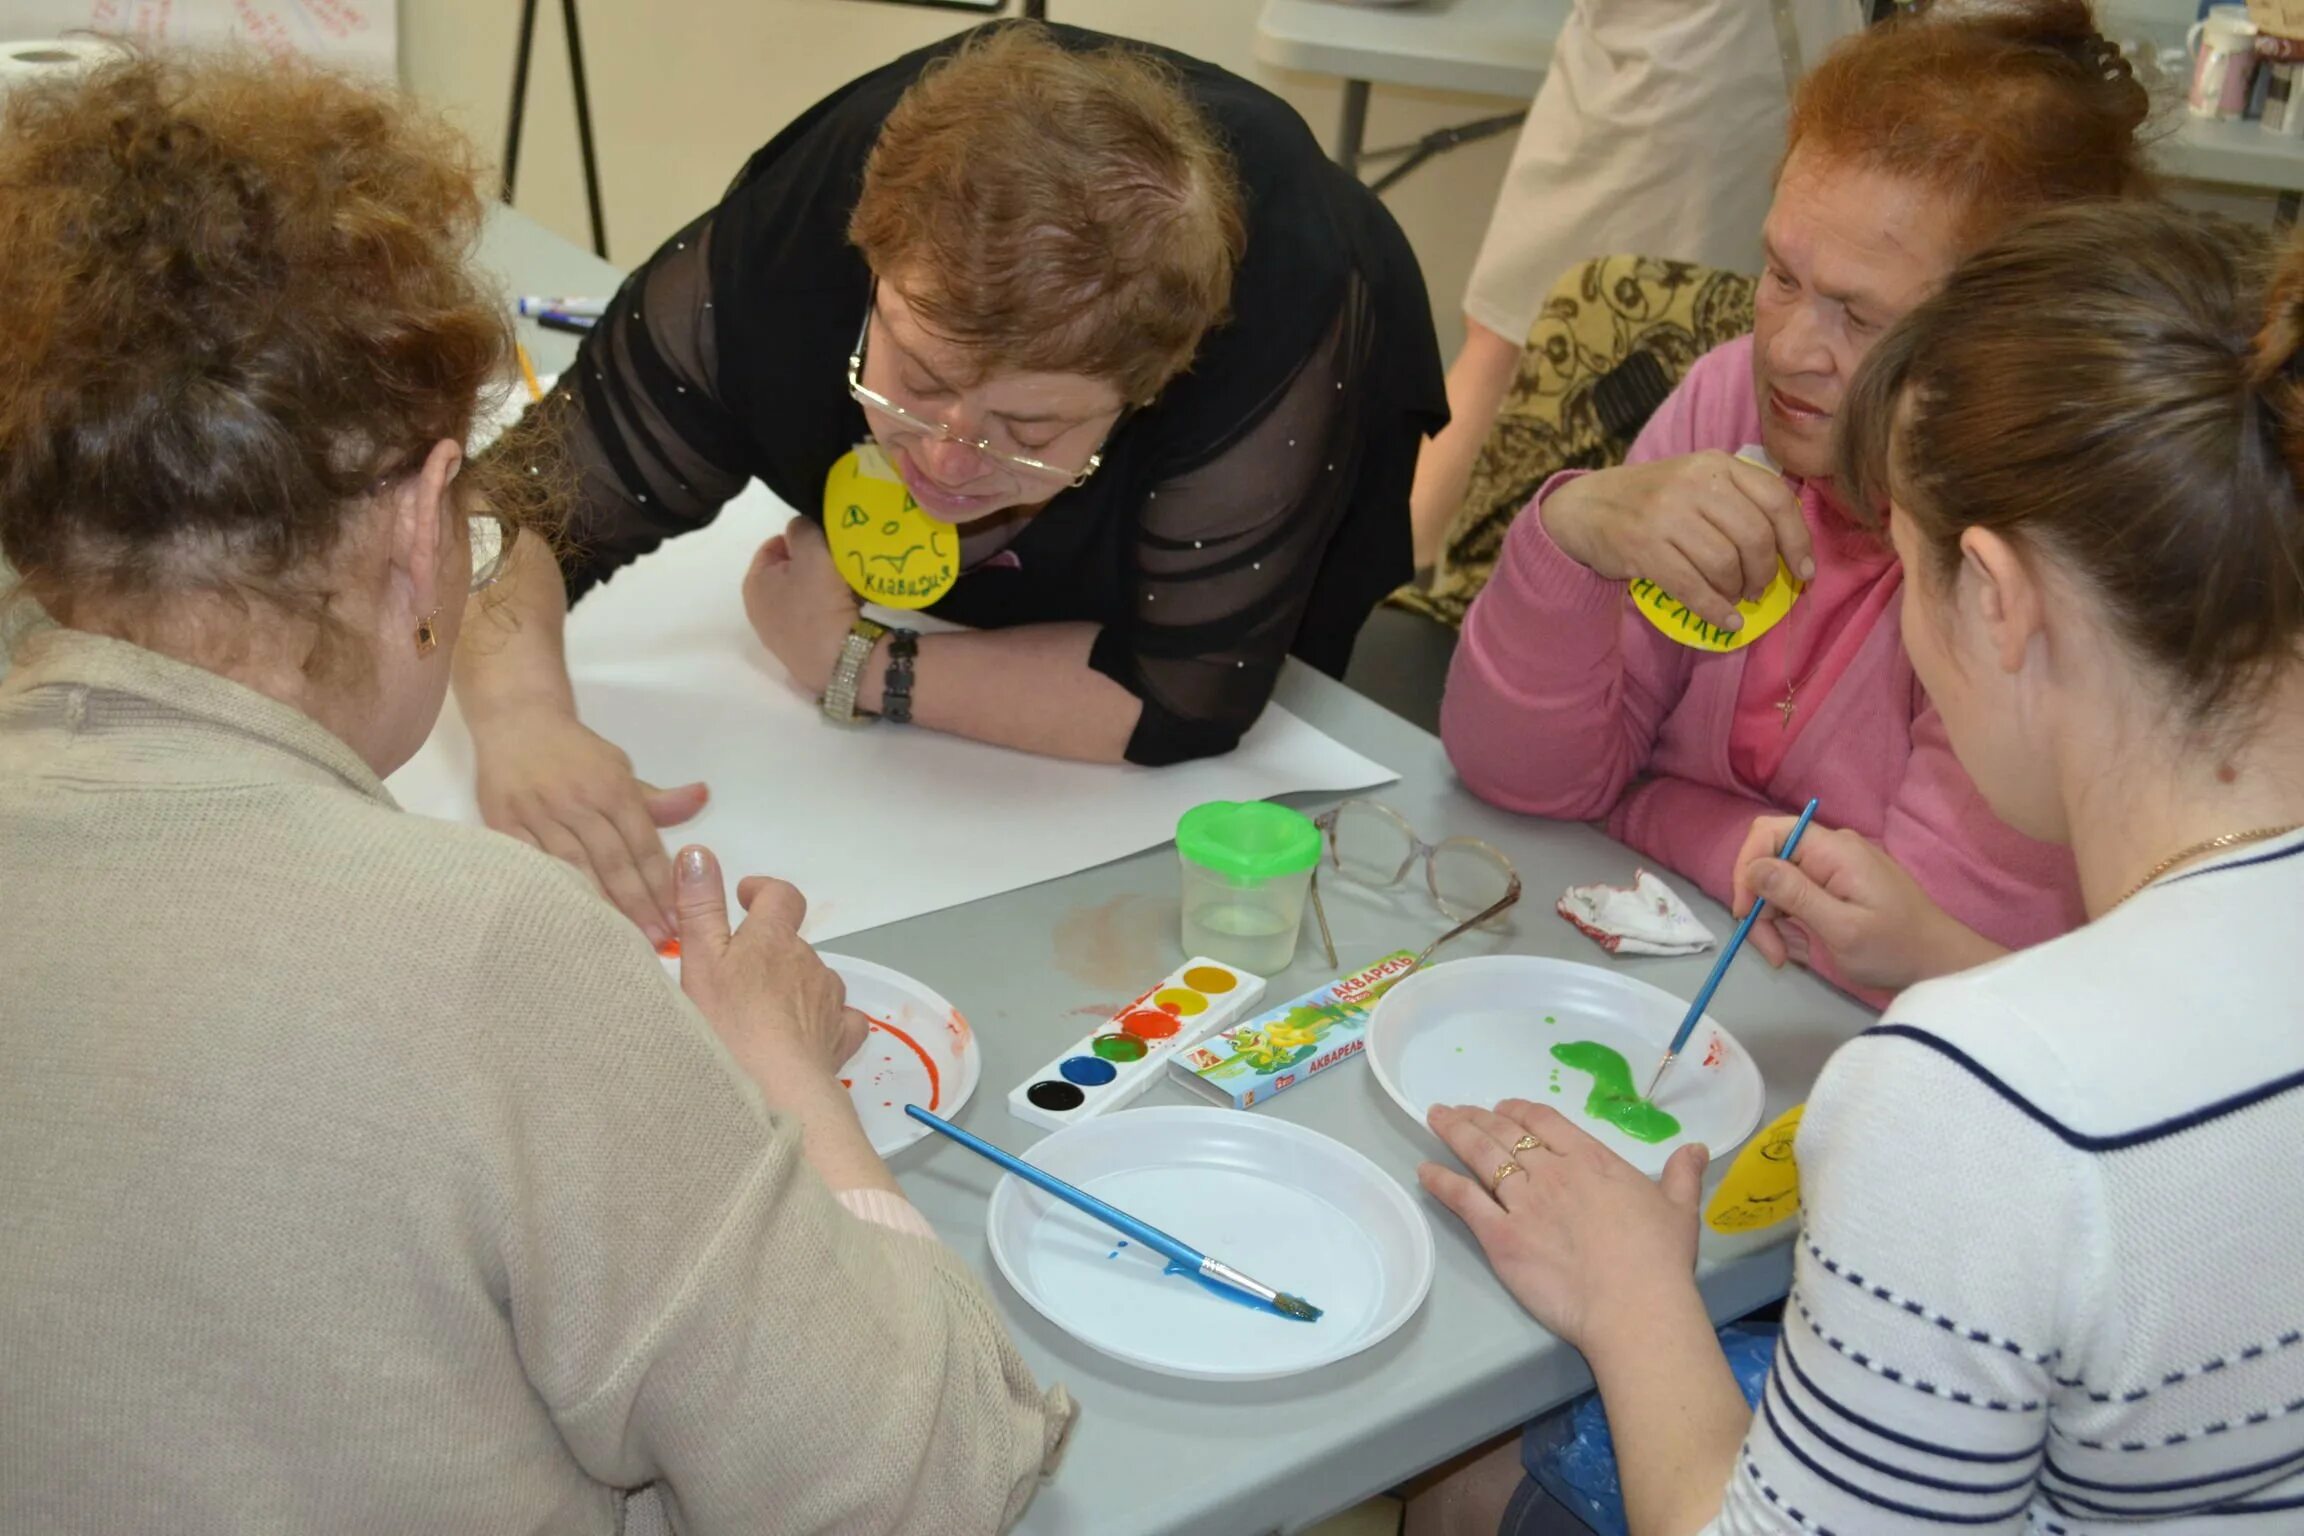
1175, 800, 1321, 882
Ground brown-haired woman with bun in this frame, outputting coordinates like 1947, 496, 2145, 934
1443, 0, 2153, 1006
1418, 199, 2304, 1535
0, 53, 1067, 1533
454, 20, 1446, 950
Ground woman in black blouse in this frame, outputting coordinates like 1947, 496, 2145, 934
458, 21, 1445, 944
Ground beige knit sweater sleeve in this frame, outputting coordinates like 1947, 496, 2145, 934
0, 631, 1068, 1532
436, 858, 1073, 1533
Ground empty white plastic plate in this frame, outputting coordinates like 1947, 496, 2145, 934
986, 1107, 1433, 1381
1367, 955, 1764, 1177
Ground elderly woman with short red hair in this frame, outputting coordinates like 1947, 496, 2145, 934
1440, 0, 2151, 1002
457, 20, 1447, 946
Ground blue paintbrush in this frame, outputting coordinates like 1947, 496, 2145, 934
904, 1104, 1322, 1323
1642, 797, 1820, 1103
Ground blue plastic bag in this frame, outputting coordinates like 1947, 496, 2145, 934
1519, 1323, 1780, 1536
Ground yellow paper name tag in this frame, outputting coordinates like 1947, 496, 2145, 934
1631, 561, 1804, 653
1629, 443, 1805, 653
1704, 1103, 1804, 1234
823, 445, 957, 609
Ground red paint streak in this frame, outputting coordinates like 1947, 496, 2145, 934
656, 937, 682, 959
1702, 1036, 1725, 1069
839, 1078, 852, 1089
946, 1007, 973, 1050
869, 1015, 942, 1110
1120, 1009, 1180, 1040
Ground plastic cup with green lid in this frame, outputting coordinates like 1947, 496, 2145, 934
1175, 800, 1321, 977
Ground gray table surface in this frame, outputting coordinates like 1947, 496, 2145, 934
485, 206, 1877, 1536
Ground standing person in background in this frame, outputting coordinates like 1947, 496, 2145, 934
1408, 0, 1866, 573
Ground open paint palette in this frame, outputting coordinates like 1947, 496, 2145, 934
987, 1106, 1434, 1380
1007, 958, 1264, 1131
820, 954, 982, 1157
1366, 955, 1764, 1177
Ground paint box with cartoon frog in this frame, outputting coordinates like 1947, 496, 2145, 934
1171, 950, 1418, 1109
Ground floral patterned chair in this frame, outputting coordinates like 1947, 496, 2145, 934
1390, 254, 1759, 630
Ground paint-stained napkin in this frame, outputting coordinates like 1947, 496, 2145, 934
1557, 870, 1717, 957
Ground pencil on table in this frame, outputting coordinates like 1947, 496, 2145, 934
515, 341, 544, 404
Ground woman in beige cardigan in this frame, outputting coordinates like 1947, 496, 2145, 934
0, 53, 1068, 1534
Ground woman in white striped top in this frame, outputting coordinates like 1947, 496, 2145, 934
1417, 199, 2304, 1535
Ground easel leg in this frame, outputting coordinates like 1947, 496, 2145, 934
502, 0, 610, 261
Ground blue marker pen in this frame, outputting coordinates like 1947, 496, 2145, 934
516, 296, 607, 319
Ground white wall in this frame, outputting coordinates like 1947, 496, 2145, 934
396, 0, 2266, 362
397, 0, 1522, 359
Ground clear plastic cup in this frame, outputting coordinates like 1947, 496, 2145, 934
1175, 800, 1321, 977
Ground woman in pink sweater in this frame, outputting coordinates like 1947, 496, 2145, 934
1440, 1, 2141, 1003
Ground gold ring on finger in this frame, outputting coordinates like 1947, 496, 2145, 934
1513, 1133, 1542, 1154
1491, 1160, 1524, 1193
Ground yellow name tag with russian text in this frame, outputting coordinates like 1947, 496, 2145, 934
823, 445, 958, 609
1631, 561, 1803, 653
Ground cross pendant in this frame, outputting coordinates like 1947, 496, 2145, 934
1777, 689, 1797, 730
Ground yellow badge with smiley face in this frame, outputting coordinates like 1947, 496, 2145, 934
1703, 1102, 1804, 1234
823, 444, 958, 609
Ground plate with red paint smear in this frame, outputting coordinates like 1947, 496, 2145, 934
822, 954, 981, 1157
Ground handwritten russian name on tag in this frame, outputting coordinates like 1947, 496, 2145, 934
1629, 442, 1806, 652
823, 445, 959, 609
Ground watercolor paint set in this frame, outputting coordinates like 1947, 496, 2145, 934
1171, 950, 1419, 1110
1007, 959, 1267, 1131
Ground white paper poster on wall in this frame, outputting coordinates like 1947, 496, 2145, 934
0, 1, 396, 75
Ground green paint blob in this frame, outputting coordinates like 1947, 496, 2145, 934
1544, 1015, 1556, 1024
1549, 1041, 1681, 1144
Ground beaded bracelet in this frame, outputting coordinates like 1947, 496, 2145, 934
882, 628, 919, 725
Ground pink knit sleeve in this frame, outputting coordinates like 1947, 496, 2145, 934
1439, 373, 1711, 819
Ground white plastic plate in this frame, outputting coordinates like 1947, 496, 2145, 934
822, 954, 981, 1157
986, 1107, 1433, 1381
1367, 955, 1764, 1176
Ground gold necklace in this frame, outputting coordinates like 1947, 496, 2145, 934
1775, 562, 1821, 732
2114, 823, 2304, 908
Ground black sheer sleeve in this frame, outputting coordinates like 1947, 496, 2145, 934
485, 209, 754, 603
1092, 277, 1379, 765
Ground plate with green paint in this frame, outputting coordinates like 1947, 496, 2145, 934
1365, 956, 1763, 1177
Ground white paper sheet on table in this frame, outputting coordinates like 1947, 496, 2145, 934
386, 482, 1396, 943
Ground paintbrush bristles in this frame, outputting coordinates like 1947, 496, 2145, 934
1270, 1292, 1324, 1324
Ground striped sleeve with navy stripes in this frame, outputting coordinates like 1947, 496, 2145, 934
1701, 832, 2304, 1534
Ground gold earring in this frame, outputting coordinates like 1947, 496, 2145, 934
414, 609, 440, 657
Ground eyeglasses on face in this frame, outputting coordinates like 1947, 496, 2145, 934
845, 278, 1116, 490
